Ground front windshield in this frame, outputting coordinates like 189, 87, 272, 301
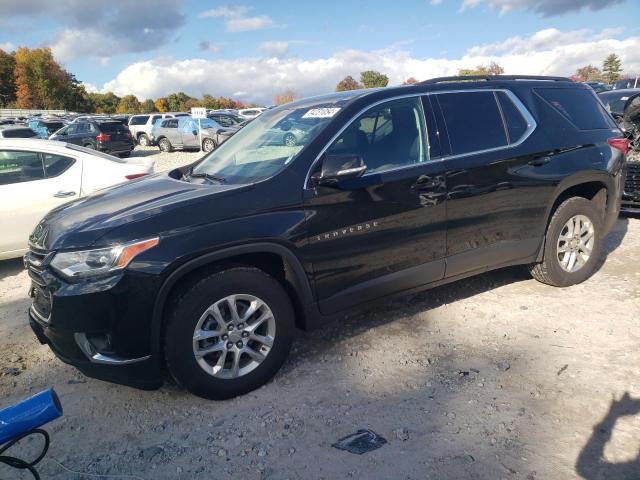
198, 118, 220, 129
191, 105, 339, 184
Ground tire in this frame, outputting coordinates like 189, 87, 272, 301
118, 151, 131, 158
158, 138, 172, 153
529, 197, 602, 287
83, 143, 94, 150
202, 138, 216, 152
164, 267, 295, 400
138, 134, 150, 147
283, 133, 297, 147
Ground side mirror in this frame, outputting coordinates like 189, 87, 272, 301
192, 130, 198, 135
314, 154, 367, 186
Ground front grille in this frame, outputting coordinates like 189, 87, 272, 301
24, 250, 54, 322
625, 162, 640, 198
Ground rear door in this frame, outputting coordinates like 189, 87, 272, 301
179, 118, 199, 148
303, 95, 448, 314
433, 89, 553, 277
0, 149, 81, 257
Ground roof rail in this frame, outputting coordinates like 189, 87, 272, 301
418, 75, 571, 85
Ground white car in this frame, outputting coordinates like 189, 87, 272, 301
0, 139, 155, 260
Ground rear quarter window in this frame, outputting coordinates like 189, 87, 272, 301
98, 122, 126, 133
1, 128, 38, 138
129, 116, 149, 126
535, 87, 617, 130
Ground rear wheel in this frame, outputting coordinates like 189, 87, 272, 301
138, 134, 150, 147
530, 197, 602, 287
158, 138, 172, 153
202, 138, 216, 152
164, 267, 294, 400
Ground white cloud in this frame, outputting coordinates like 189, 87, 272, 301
460, 0, 624, 16
226, 15, 274, 32
199, 5, 249, 18
199, 4, 274, 33
258, 41, 290, 58
101, 28, 640, 105
0, 42, 15, 51
81, 82, 98, 93
0, 0, 185, 61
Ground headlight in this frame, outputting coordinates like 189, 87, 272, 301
50, 237, 159, 280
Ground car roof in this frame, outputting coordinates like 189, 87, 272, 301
599, 88, 640, 95
0, 138, 72, 151
0, 125, 33, 130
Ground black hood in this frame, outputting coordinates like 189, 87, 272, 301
31, 172, 245, 251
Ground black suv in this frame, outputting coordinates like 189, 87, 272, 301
50, 120, 135, 157
25, 76, 625, 399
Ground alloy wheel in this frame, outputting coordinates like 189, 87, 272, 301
556, 214, 595, 273
192, 294, 276, 379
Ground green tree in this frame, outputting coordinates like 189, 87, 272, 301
459, 62, 504, 77
116, 94, 141, 114
336, 75, 363, 91
166, 92, 193, 111
140, 99, 156, 113
602, 54, 622, 84
88, 92, 120, 113
0, 49, 16, 107
360, 70, 389, 88
574, 65, 602, 82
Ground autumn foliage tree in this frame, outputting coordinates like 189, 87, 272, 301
403, 77, 418, 85
335, 75, 363, 91
154, 97, 168, 112
459, 61, 504, 76
273, 89, 299, 105
573, 65, 602, 82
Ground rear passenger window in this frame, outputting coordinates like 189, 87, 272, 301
0, 151, 45, 185
496, 92, 529, 143
130, 116, 149, 126
42, 153, 74, 177
437, 91, 507, 155
535, 88, 616, 130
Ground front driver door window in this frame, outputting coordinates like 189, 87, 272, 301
303, 96, 448, 315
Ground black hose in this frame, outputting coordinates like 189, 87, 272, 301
0, 428, 50, 480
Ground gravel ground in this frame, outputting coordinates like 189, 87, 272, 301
0, 151, 638, 479
130, 145, 204, 172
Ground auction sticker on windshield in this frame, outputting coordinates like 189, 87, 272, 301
303, 108, 341, 118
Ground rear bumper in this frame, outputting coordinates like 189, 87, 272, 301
622, 161, 640, 213
98, 141, 135, 154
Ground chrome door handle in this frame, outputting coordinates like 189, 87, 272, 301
528, 156, 552, 167
53, 191, 76, 198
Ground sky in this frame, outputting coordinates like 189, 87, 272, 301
0, 0, 639, 105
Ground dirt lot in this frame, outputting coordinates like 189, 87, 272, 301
0, 147, 638, 479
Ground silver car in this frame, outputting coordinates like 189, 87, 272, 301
153, 117, 237, 153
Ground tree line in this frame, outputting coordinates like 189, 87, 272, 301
0, 47, 256, 113
571, 53, 626, 84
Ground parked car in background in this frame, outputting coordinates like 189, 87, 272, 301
0, 139, 154, 259
128, 113, 188, 147
0, 126, 39, 138
599, 88, 640, 212
50, 120, 135, 157
24, 76, 625, 399
207, 111, 246, 127
153, 117, 237, 152
585, 81, 611, 93
28, 119, 67, 139
612, 77, 639, 90
238, 107, 266, 119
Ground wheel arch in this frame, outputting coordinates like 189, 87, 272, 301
150, 242, 317, 357
537, 172, 614, 261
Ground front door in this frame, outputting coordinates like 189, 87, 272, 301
0, 149, 81, 257
303, 96, 447, 315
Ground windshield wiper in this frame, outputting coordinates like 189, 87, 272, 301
189, 172, 227, 184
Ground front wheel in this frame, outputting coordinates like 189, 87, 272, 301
138, 134, 150, 147
164, 267, 294, 400
202, 138, 216, 152
158, 138, 172, 153
529, 197, 602, 287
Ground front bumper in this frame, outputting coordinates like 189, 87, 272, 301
25, 251, 163, 390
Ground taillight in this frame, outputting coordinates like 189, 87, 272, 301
126, 132, 132, 140
125, 173, 148, 180
608, 137, 629, 156
96, 133, 111, 142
